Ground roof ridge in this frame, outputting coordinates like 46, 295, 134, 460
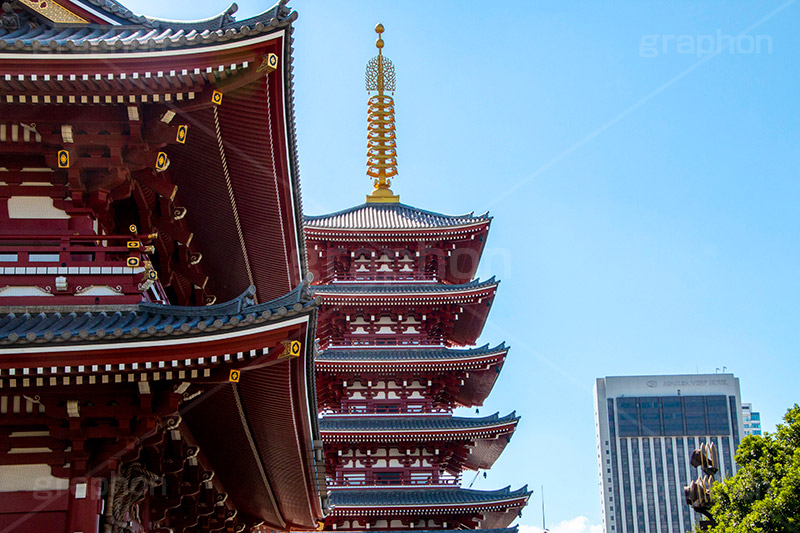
73, 0, 151, 25
0, 1, 294, 52
144, 2, 238, 25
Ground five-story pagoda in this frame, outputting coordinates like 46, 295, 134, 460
305, 25, 530, 532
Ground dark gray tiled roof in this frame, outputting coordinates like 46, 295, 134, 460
312, 277, 497, 295
305, 203, 490, 230
0, 279, 318, 346
0, 1, 291, 52
316, 343, 507, 362
329, 486, 530, 506
320, 412, 518, 432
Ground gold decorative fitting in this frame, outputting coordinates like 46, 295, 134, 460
20, 0, 88, 24
155, 152, 169, 172
176, 125, 188, 144
279, 340, 303, 359
212, 90, 223, 105
139, 261, 158, 291
57, 150, 69, 168
126, 257, 140, 268
365, 23, 400, 203
257, 53, 279, 73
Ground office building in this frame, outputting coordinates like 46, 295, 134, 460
742, 403, 763, 436
594, 374, 744, 533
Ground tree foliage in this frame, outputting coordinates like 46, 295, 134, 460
708, 404, 800, 532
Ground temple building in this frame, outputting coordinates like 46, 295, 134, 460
305, 25, 530, 532
0, 1, 328, 531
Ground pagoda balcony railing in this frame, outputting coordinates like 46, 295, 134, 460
332, 272, 437, 283
322, 404, 450, 416
328, 469, 461, 487
0, 234, 144, 271
334, 336, 439, 348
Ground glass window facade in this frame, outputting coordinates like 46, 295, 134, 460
615, 395, 730, 437
642, 439, 657, 527
640, 398, 662, 435
608, 400, 623, 531
605, 392, 739, 532
729, 396, 740, 449
654, 439, 668, 532
723, 436, 733, 478
676, 438, 691, 529
662, 396, 684, 435
631, 440, 645, 532
666, 438, 680, 529
620, 440, 634, 533
618, 397, 640, 437
683, 397, 707, 434
706, 396, 729, 433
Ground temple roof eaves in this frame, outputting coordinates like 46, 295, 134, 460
0, 1, 294, 53
316, 342, 508, 362
0, 280, 318, 347
328, 485, 531, 507
304, 202, 491, 231
319, 412, 519, 432
312, 277, 498, 295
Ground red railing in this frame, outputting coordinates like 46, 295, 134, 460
0, 234, 144, 268
328, 469, 461, 487
324, 403, 450, 415
332, 272, 435, 282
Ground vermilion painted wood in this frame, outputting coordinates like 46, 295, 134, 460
66, 477, 103, 533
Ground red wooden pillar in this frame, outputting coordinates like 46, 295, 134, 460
66, 477, 103, 533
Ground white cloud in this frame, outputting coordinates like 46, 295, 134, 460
519, 516, 603, 533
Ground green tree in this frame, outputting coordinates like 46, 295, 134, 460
707, 404, 800, 532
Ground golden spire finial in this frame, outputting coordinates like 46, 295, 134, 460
365, 23, 399, 203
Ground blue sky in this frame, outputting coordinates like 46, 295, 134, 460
130, 1, 800, 529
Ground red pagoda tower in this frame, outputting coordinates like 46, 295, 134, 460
305, 25, 530, 532
0, 1, 327, 531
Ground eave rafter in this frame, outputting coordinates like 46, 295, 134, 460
0, 49, 279, 109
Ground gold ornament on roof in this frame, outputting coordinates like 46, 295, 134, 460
365, 23, 400, 203
19, 0, 88, 24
